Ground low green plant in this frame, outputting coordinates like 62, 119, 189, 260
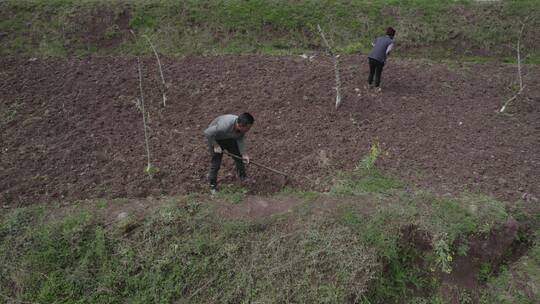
456, 243, 469, 256
104, 24, 121, 39
459, 290, 473, 304
0, 99, 24, 126
144, 164, 160, 177
479, 226, 540, 303
215, 184, 248, 204
433, 234, 453, 274
418, 193, 507, 245
331, 142, 402, 196
96, 199, 107, 209
359, 141, 381, 172
337, 202, 438, 302
478, 262, 493, 282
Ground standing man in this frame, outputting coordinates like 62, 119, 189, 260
204, 112, 255, 193
367, 27, 396, 91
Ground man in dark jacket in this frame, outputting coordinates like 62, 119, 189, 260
204, 112, 254, 193
367, 27, 396, 91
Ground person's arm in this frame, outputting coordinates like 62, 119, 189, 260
205, 122, 224, 152
236, 137, 250, 164
205, 125, 218, 146
386, 42, 394, 55
236, 136, 246, 155
371, 36, 379, 47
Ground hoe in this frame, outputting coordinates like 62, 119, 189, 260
223, 150, 289, 184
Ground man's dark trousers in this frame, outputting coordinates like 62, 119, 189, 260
368, 57, 385, 87
208, 139, 246, 188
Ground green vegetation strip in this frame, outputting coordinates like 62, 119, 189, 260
1, 0, 539, 62
1, 166, 537, 303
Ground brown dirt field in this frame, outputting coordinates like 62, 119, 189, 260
1, 54, 539, 206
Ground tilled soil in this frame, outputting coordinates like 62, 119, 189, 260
1, 55, 539, 206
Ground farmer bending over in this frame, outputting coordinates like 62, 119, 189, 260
367, 27, 396, 91
204, 112, 254, 193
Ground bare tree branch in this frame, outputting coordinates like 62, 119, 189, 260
142, 34, 168, 107
499, 20, 528, 113
317, 24, 342, 109
136, 56, 153, 176
516, 21, 525, 91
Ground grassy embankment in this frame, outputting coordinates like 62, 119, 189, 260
1, 0, 539, 63
1, 148, 538, 303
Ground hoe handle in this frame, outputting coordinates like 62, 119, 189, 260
223, 151, 288, 177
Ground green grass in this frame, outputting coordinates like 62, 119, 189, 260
329, 145, 516, 288
1, 178, 536, 303
0, 197, 378, 303
1, 147, 537, 303
480, 245, 540, 303
331, 169, 403, 196
337, 189, 530, 302
278, 187, 320, 201
214, 184, 248, 204
331, 142, 404, 196
1, 0, 539, 61
478, 223, 540, 303
0, 99, 23, 126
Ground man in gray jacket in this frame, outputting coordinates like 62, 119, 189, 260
367, 27, 395, 91
204, 112, 255, 192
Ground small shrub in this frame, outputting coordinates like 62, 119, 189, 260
433, 235, 453, 274
358, 141, 381, 172
144, 164, 160, 177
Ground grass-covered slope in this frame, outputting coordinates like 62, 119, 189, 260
1, 0, 539, 61
1, 165, 538, 303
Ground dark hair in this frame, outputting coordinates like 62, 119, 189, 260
238, 112, 255, 125
386, 27, 396, 37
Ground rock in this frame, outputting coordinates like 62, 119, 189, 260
521, 193, 539, 203
117, 211, 129, 220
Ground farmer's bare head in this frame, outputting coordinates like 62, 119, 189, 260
235, 112, 254, 134
386, 27, 396, 38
